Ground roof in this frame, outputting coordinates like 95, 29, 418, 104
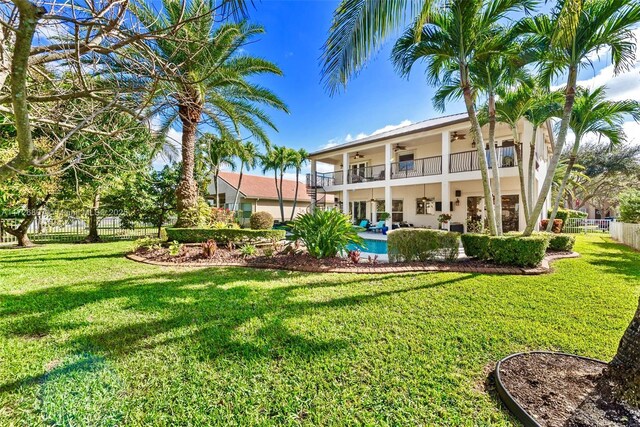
217, 171, 311, 202
310, 112, 469, 157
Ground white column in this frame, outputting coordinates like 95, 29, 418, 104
342, 189, 349, 215
310, 159, 317, 211
385, 185, 392, 229
384, 143, 392, 181
342, 152, 349, 186
441, 130, 450, 176
441, 180, 450, 231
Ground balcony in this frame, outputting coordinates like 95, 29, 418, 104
449, 146, 516, 174
306, 147, 516, 189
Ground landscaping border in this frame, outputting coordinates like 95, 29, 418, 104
126, 251, 579, 275
494, 351, 607, 427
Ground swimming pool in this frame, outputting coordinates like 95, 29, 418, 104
347, 238, 388, 254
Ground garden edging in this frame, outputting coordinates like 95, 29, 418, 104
126, 251, 579, 275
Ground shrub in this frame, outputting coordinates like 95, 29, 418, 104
619, 189, 640, 223
378, 212, 390, 220
488, 235, 549, 267
348, 250, 361, 264
547, 208, 587, 231
132, 236, 164, 252
168, 240, 183, 256
179, 197, 212, 227
240, 244, 257, 257
262, 246, 274, 257
547, 234, 576, 252
201, 240, 217, 258
250, 211, 274, 230
209, 208, 237, 227
461, 234, 491, 260
387, 229, 460, 263
166, 228, 285, 244
289, 209, 363, 259
540, 219, 563, 233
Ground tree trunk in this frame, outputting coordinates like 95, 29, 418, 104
461, 74, 497, 235
214, 168, 220, 208
523, 66, 578, 236
85, 192, 101, 243
233, 161, 244, 209
279, 170, 285, 222
1, 195, 50, 247
527, 127, 538, 223
290, 167, 300, 221
487, 93, 503, 235
513, 129, 529, 227
547, 136, 581, 231
175, 103, 201, 227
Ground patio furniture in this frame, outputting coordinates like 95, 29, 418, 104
369, 220, 386, 233
358, 219, 370, 230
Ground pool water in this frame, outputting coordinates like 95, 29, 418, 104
347, 238, 388, 254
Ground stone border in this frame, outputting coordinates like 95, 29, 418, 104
126, 252, 579, 275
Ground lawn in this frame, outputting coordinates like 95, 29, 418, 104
0, 235, 638, 426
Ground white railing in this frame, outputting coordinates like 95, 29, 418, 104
563, 218, 612, 234
610, 222, 640, 251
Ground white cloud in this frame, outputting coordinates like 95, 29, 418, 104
321, 119, 412, 150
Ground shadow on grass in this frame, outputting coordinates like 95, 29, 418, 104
0, 251, 475, 394
584, 236, 640, 280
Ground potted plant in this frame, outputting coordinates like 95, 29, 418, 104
377, 212, 390, 221
437, 213, 452, 229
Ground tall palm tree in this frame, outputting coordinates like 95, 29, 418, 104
198, 134, 237, 208
547, 86, 640, 230
392, 0, 535, 235
290, 148, 309, 220
232, 140, 259, 209
518, 0, 640, 235
261, 146, 296, 222
133, 0, 288, 226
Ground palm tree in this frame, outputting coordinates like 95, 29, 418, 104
232, 140, 259, 209
198, 134, 237, 208
547, 86, 640, 230
518, 0, 640, 235
391, 0, 535, 235
133, 0, 288, 226
290, 148, 309, 221
262, 146, 296, 222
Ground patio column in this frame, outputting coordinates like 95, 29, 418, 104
441, 130, 450, 176
385, 185, 392, 228
385, 143, 392, 181
342, 152, 349, 186
441, 180, 451, 231
342, 189, 349, 215
310, 159, 317, 211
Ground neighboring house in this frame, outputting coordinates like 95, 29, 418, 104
307, 113, 554, 233
206, 171, 332, 223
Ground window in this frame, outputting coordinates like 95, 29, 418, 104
351, 201, 367, 221
379, 199, 404, 222
397, 152, 414, 171
416, 198, 434, 215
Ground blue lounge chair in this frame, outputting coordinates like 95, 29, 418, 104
369, 220, 386, 233
358, 219, 370, 230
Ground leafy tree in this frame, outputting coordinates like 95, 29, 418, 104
261, 146, 296, 222
232, 140, 260, 209
518, 0, 640, 235
133, 0, 288, 226
618, 190, 640, 224
547, 86, 640, 229
198, 133, 237, 208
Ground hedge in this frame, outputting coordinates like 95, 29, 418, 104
460, 234, 491, 260
540, 218, 563, 233
463, 233, 550, 267
548, 208, 587, 231
546, 233, 575, 252
166, 228, 285, 244
387, 229, 460, 263
249, 212, 274, 230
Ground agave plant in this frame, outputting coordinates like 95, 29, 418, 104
289, 209, 363, 259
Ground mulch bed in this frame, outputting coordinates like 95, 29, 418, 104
497, 352, 640, 426
127, 245, 579, 275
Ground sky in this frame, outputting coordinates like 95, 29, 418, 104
159, 1, 640, 178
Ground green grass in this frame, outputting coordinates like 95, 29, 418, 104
0, 235, 638, 426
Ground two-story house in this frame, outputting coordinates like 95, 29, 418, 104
306, 113, 553, 233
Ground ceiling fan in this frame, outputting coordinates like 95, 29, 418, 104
352, 152, 364, 160
450, 131, 466, 142
394, 143, 407, 152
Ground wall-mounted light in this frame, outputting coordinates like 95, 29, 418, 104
455, 198, 460, 207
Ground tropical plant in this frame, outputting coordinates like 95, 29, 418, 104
133, 1, 288, 226
168, 240, 183, 256
233, 140, 260, 209
391, 0, 535, 235
517, 0, 640, 235
289, 209, 363, 259
201, 239, 217, 258
547, 86, 640, 230
239, 244, 257, 257
290, 148, 309, 220
198, 134, 237, 208
262, 146, 297, 222
619, 189, 640, 224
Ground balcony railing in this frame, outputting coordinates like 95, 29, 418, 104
391, 156, 442, 179
347, 164, 386, 184
449, 146, 517, 174
306, 170, 343, 188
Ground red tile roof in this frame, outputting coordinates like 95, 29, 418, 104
218, 171, 311, 201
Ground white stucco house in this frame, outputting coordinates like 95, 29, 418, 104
306, 113, 554, 233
